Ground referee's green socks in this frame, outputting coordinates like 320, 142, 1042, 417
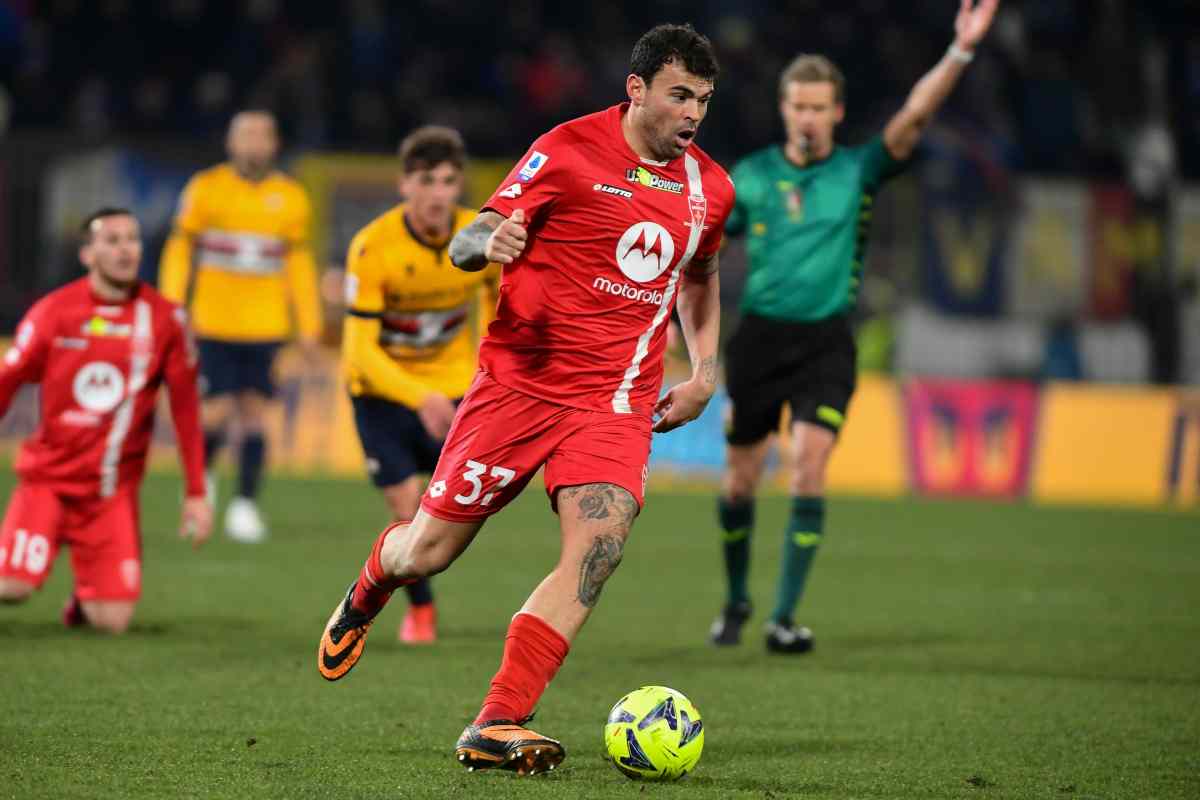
771, 496, 825, 624
717, 497, 754, 606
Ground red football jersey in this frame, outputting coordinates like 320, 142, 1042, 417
0, 278, 205, 499
481, 103, 734, 417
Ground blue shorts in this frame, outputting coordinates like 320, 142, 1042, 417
351, 394, 458, 488
197, 339, 281, 398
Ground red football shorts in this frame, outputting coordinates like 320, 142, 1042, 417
0, 482, 142, 601
420, 371, 652, 523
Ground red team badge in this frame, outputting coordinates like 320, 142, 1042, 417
688, 192, 708, 229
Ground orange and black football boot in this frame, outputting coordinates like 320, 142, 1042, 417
454, 717, 565, 776
317, 583, 378, 681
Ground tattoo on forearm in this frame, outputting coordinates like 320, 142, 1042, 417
698, 355, 717, 386
576, 535, 624, 607
448, 218, 495, 271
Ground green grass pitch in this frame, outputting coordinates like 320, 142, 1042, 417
1, 472, 1197, 799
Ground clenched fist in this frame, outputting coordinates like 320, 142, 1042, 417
485, 208, 528, 264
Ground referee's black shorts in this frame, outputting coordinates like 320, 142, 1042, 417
723, 312, 856, 446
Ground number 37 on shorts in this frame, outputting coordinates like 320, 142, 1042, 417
418, 371, 653, 523
430, 460, 517, 507
423, 455, 532, 523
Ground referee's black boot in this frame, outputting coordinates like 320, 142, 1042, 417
709, 600, 752, 646
765, 618, 815, 654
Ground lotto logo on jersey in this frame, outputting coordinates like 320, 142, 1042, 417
615, 222, 675, 283
593, 183, 633, 199
73, 362, 125, 413
499, 182, 523, 199
517, 151, 549, 182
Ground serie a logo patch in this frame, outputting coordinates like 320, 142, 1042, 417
518, 151, 549, 182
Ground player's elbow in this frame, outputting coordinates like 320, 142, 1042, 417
448, 238, 487, 273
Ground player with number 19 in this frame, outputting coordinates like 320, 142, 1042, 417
0, 208, 211, 633
316, 23, 734, 776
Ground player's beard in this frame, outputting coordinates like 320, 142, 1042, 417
650, 126, 691, 161
635, 110, 686, 162
234, 156, 272, 181
95, 263, 139, 295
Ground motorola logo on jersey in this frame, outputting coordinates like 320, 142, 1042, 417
73, 361, 125, 413
615, 222, 675, 283
592, 276, 666, 306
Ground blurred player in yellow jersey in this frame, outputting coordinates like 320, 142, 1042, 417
159, 110, 322, 544
342, 126, 499, 643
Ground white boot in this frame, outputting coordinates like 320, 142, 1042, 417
225, 496, 267, 543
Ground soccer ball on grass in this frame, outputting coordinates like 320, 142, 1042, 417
603, 685, 704, 781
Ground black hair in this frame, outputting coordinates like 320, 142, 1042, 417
80, 207, 134, 243
630, 23, 719, 87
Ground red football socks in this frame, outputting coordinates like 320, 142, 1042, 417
475, 612, 571, 725
349, 521, 414, 617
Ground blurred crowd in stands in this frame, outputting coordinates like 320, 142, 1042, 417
0, 0, 1197, 176
0, 1, 1197, 384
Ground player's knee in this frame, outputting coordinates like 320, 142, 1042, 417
236, 392, 269, 429
201, 397, 233, 429
84, 603, 135, 634
382, 481, 422, 521
789, 450, 829, 494
722, 468, 757, 503
0, 578, 34, 603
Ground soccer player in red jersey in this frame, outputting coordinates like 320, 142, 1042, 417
317, 24, 734, 774
0, 208, 212, 633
